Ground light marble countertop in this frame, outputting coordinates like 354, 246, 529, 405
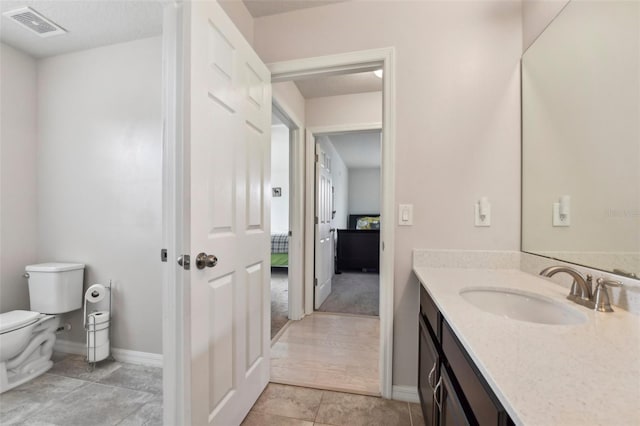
413, 266, 640, 426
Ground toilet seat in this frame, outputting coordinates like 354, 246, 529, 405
0, 311, 40, 335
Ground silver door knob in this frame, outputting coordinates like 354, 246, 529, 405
196, 252, 218, 269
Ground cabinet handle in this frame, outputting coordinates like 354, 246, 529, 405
433, 376, 443, 411
428, 362, 437, 388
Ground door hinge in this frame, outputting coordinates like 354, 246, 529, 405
288, 230, 292, 237
161, 249, 168, 262
315, 216, 318, 224
315, 154, 319, 162
314, 278, 318, 287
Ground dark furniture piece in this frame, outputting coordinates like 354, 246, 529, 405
335, 214, 380, 273
336, 229, 379, 272
418, 283, 514, 426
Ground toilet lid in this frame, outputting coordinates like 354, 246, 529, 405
0, 310, 40, 334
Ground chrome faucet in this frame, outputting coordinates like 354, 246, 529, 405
539, 266, 623, 312
539, 266, 595, 309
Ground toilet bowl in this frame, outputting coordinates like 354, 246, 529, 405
0, 262, 84, 394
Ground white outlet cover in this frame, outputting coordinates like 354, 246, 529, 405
553, 203, 570, 227
474, 204, 491, 227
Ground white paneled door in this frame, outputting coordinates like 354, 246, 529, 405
315, 143, 333, 309
187, 2, 271, 425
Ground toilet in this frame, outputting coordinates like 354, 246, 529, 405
0, 262, 84, 393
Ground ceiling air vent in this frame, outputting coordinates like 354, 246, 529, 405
3, 7, 67, 38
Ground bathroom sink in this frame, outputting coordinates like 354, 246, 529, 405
460, 287, 587, 325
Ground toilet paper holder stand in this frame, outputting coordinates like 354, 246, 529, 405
83, 280, 113, 370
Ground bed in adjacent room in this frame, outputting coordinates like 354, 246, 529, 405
271, 233, 289, 268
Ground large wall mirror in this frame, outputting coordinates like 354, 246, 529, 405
522, 0, 639, 279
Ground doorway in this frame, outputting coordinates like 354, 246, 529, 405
268, 49, 396, 397
269, 99, 305, 343
270, 109, 298, 339
268, 125, 383, 396
314, 129, 382, 317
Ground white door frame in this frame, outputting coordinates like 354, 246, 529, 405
161, 1, 189, 424
269, 47, 396, 399
272, 99, 305, 321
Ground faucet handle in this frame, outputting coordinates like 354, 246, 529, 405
594, 278, 623, 312
596, 277, 623, 288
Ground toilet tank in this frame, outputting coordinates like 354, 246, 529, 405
25, 263, 85, 314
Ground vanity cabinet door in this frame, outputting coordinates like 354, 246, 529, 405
420, 284, 440, 340
419, 315, 440, 426
437, 368, 471, 426
442, 321, 509, 426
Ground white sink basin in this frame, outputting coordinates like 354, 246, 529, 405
460, 287, 587, 325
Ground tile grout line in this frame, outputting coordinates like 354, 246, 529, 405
314, 390, 327, 424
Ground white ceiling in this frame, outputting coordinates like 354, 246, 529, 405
242, 0, 347, 18
0, 1, 164, 58
295, 71, 382, 99
328, 130, 381, 169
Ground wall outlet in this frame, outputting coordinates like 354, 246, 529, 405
553, 202, 570, 227
475, 198, 491, 227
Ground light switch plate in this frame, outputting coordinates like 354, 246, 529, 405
398, 204, 413, 226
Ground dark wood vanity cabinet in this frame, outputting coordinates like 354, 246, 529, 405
418, 284, 513, 426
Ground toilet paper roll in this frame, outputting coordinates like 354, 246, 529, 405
87, 341, 110, 362
85, 284, 106, 303
87, 311, 110, 347
87, 311, 110, 326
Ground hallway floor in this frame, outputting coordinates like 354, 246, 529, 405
270, 313, 379, 395
243, 383, 424, 426
271, 268, 290, 338
318, 272, 379, 316
0, 353, 162, 426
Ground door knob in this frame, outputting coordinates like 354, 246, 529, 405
196, 252, 218, 269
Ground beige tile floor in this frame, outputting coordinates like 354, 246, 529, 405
270, 313, 380, 395
243, 383, 425, 426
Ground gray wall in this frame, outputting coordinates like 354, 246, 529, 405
522, 0, 569, 51
348, 168, 381, 215
37, 37, 163, 354
0, 43, 38, 313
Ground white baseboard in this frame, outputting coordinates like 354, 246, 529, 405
392, 385, 420, 403
54, 339, 85, 355
54, 339, 163, 368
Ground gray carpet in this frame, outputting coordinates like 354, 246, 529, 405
318, 272, 379, 316
271, 269, 289, 338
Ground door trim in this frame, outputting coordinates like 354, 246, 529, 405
269, 46, 396, 399
161, 1, 189, 425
